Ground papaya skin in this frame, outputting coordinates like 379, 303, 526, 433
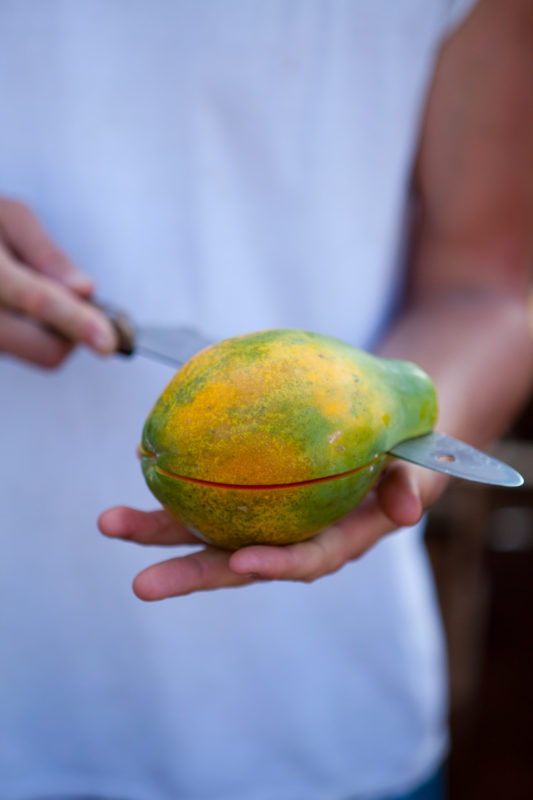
140, 450, 387, 549
140, 329, 437, 549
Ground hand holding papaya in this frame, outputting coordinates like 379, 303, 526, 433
99, 460, 446, 599
0, 196, 116, 366
99, 329, 447, 600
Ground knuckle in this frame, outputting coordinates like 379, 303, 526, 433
304, 538, 342, 581
16, 284, 50, 316
0, 198, 36, 239
0, 196, 28, 218
32, 243, 68, 273
323, 560, 343, 578
57, 301, 81, 329
26, 285, 87, 337
301, 563, 332, 583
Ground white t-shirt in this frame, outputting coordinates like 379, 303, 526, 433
0, 2, 476, 798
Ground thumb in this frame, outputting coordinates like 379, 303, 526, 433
376, 462, 424, 528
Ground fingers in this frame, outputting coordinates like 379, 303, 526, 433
99, 469, 430, 600
0, 308, 74, 367
229, 532, 343, 582
98, 506, 200, 546
0, 197, 92, 292
132, 504, 389, 600
376, 462, 424, 527
133, 548, 254, 601
0, 244, 116, 354
376, 461, 450, 526
0, 197, 116, 360
99, 506, 254, 599
229, 497, 394, 581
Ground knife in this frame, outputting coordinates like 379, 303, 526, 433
96, 300, 213, 368
97, 301, 524, 488
389, 431, 523, 487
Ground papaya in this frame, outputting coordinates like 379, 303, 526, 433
140, 329, 437, 549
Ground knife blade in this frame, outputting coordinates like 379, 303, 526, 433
389, 431, 524, 487
97, 302, 524, 488
96, 300, 212, 368
124, 323, 212, 368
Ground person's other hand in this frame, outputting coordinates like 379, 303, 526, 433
98, 462, 448, 600
0, 197, 117, 367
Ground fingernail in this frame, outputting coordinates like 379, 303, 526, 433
64, 271, 94, 291
85, 322, 116, 353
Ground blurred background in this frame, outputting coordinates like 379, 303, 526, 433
425, 326, 533, 799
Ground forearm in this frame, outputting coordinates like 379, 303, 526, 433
376, 285, 533, 449
376, 0, 533, 454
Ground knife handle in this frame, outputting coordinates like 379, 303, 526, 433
90, 299, 136, 355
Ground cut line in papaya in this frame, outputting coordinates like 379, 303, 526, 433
140, 447, 383, 491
